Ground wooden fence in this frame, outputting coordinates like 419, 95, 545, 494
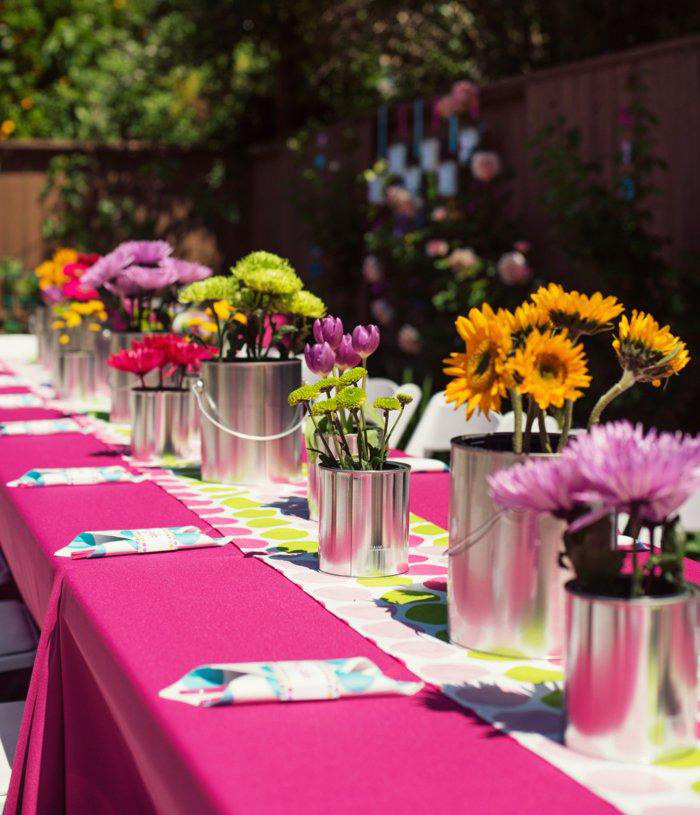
1, 34, 699, 274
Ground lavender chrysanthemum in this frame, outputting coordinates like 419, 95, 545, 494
116, 240, 173, 266
165, 258, 212, 285
80, 246, 130, 288
488, 454, 589, 516
569, 421, 700, 523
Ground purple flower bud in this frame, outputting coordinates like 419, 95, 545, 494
351, 324, 380, 359
312, 316, 344, 350
335, 334, 361, 371
304, 342, 336, 375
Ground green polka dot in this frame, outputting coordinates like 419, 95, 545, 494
405, 603, 447, 625
380, 589, 438, 605
541, 689, 563, 709
357, 576, 414, 587
432, 536, 449, 547
221, 497, 261, 509
246, 518, 290, 528
236, 509, 278, 518
411, 523, 446, 536
467, 649, 522, 662
691, 780, 700, 794
655, 748, 700, 768
264, 528, 310, 541
505, 666, 563, 683
274, 540, 318, 554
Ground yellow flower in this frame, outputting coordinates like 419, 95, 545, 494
52, 248, 79, 267
613, 310, 689, 386
51, 320, 66, 330
444, 303, 512, 418
64, 312, 82, 328
210, 300, 233, 320
498, 301, 550, 344
58, 334, 70, 345
531, 283, 623, 336
0, 120, 16, 138
510, 329, 591, 410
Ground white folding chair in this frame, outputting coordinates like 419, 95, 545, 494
0, 335, 37, 365
680, 491, 700, 532
387, 383, 422, 447
0, 700, 24, 813
405, 391, 499, 457
0, 602, 38, 673
495, 410, 559, 434
365, 377, 399, 402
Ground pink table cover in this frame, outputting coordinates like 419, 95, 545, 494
0, 383, 627, 814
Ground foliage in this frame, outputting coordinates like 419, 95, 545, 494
0, 257, 39, 333
529, 74, 700, 431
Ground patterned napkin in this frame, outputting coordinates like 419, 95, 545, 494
0, 394, 44, 408
159, 657, 424, 706
55, 525, 234, 558
8, 466, 147, 488
0, 419, 88, 436
0, 375, 23, 386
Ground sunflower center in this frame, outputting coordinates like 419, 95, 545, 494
467, 341, 496, 390
536, 353, 565, 383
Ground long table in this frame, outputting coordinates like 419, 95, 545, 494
0, 366, 625, 814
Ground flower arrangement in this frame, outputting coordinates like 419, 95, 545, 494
51, 300, 108, 346
108, 334, 214, 390
178, 251, 325, 360
288, 371, 413, 471
34, 248, 100, 304
81, 240, 212, 332
488, 421, 700, 598
444, 283, 690, 453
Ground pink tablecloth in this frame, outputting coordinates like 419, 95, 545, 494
0, 387, 621, 814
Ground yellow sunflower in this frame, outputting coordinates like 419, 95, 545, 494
531, 283, 624, 336
613, 310, 689, 386
498, 301, 550, 345
444, 303, 512, 417
510, 329, 591, 410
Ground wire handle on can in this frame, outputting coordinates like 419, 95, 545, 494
447, 509, 507, 557
192, 379, 305, 442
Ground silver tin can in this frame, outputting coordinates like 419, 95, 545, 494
564, 582, 698, 763
317, 461, 410, 577
130, 387, 200, 462
448, 433, 570, 660
57, 351, 97, 403
196, 359, 302, 485
107, 332, 147, 422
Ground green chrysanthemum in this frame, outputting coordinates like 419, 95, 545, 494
396, 392, 414, 406
339, 367, 367, 386
231, 251, 302, 296
288, 384, 321, 406
179, 276, 236, 304
316, 376, 340, 393
374, 396, 401, 412
284, 290, 326, 318
311, 397, 338, 416
337, 386, 366, 410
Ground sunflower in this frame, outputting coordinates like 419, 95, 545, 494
531, 284, 623, 336
613, 310, 689, 386
510, 329, 591, 410
498, 301, 550, 346
444, 303, 512, 418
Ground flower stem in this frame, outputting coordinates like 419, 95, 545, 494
510, 389, 523, 454
557, 399, 574, 453
307, 407, 336, 464
524, 398, 536, 454
537, 409, 552, 454
588, 369, 636, 428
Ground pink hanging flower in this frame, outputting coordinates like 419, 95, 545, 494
514, 240, 531, 254
397, 324, 422, 355
431, 206, 449, 222
362, 255, 384, 284
497, 251, 531, 285
450, 80, 480, 117
425, 239, 449, 258
470, 151, 502, 183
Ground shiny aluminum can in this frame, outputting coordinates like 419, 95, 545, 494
318, 461, 410, 577
57, 351, 97, 403
564, 582, 698, 763
107, 332, 146, 422
130, 387, 200, 462
448, 433, 570, 659
197, 359, 302, 485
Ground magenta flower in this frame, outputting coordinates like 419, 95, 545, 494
351, 324, 380, 360
304, 342, 335, 375
569, 422, 700, 524
313, 316, 344, 350
488, 454, 590, 517
165, 258, 212, 285
335, 334, 361, 370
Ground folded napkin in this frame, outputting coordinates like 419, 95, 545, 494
386, 456, 448, 472
0, 375, 23, 386
0, 418, 88, 436
55, 525, 233, 559
8, 466, 147, 488
0, 394, 44, 408
159, 657, 423, 707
